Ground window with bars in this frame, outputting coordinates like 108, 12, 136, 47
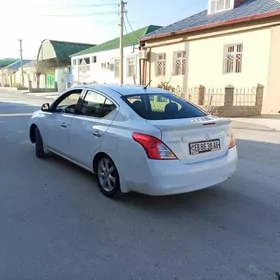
114, 59, 120, 78
223, 44, 243, 74
155, 53, 166, 76
126, 57, 135, 77
209, 0, 231, 13
173, 51, 186, 75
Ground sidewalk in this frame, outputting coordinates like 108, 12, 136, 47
232, 115, 280, 131
24, 91, 60, 99
0, 87, 59, 99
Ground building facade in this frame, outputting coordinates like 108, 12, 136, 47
35, 39, 94, 92
0, 59, 32, 87
139, 0, 280, 114
70, 25, 162, 85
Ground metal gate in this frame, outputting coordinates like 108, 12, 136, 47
45, 73, 55, 88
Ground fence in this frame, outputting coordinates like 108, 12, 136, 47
181, 84, 264, 117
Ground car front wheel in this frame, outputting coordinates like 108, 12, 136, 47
35, 127, 47, 158
96, 155, 122, 198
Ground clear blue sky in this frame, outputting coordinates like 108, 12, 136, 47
0, 0, 208, 59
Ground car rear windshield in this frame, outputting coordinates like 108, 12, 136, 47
122, 93, 206, 120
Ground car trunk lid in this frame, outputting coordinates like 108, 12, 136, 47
148, 116, 231, 164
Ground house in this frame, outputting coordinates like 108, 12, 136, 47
15, 60, 38, 88
35, 40, 95, 92
139, 0, 280, 114
0, 58, 19, 86
0, 59, 32, 87
70, 25, 162, 85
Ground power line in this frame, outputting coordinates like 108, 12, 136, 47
123, 20, 128, 35
46, 3, 119, 11
124, 12, 139, 39
40, 11, 118, 17
49, 3, 118, 8
41, 3, 119, 17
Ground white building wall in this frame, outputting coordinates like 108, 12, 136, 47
149, 28, 271, 91
188, 28, 271, 88
71, 45, 139, 85
55, 68, 67, 92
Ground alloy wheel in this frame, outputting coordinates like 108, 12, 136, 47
97, 157, 117, 192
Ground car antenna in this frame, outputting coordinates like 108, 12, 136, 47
143, 80, 152, 90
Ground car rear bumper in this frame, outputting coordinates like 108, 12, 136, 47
127, 147, 237, 196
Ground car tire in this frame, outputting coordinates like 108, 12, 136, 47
96, 155, 122, 198
35, 127, 47, 159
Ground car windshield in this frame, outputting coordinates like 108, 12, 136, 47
122, 93, 207, 120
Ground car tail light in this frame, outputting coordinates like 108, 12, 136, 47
132, 132, 177, 160
229, 129, 236, 149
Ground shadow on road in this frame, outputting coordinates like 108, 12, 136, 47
1, 100, 279, 213
1, 100, 279, 203
37, 138, 280, 206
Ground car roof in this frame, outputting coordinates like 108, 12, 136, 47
71, 84, 171, 96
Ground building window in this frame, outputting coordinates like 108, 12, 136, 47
78, 57, 90, 65
72, 59, 77, 66
173, 51, 186, 75
155, 53, 166, 76
92, 56, 97, 63
209, 0, 231, 14
223, 43, 243, 74
126, 57, 135, 77
114, 59, 120, 78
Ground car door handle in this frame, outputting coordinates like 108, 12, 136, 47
60, 123, 67, 128
92, 130, 102, 137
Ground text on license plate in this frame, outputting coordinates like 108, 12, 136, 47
189, 139, 221, 155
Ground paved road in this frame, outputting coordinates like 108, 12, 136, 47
0, 90, 280, 280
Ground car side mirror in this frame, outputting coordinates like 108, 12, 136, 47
41, 103, 50, 111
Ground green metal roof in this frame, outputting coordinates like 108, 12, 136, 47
47, 40, 95, 62
0, 58, 19, 68
70, 25, 162, 57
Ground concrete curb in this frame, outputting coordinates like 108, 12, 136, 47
231, 117, 280, 132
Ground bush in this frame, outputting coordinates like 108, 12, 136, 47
202, 105, 218, 115
157, 81, 176, 92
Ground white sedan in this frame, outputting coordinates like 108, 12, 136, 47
29, 84, 237, 198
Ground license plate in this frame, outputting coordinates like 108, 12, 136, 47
189, 139, 221, 155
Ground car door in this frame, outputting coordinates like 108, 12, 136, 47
68, 89, 118, 168
43, 88, 85, 156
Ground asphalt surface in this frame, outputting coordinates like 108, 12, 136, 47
0, 90, 280, 280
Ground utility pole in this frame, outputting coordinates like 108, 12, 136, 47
18, 39, 24, 87
119, 0, 126, 85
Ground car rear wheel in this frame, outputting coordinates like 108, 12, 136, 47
96, 155, 122, 198
35, 127, 47, 158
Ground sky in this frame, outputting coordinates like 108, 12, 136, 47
0, 0, 208, 59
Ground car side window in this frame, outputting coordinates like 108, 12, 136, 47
53, 89, 83, 114
80, 90, 116, 118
